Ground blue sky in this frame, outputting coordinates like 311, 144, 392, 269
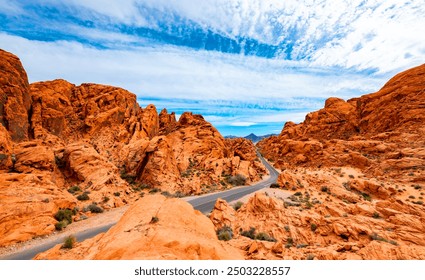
0, 1, 424, 136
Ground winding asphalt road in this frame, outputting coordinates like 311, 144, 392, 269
1, 153, 278, 260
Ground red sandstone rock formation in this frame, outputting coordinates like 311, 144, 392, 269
210, 192, 425, 260
0, 49, 31, 142
0, 49, 266, 246
258, 64, 425, 181
252, 64, 425, 259
34, 195, 243, 260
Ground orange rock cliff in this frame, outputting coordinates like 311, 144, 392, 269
2, 48, 424, 260
0, 49, 266, 247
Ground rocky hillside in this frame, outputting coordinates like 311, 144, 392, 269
258, 64, 425, 181
0, 49, 266, 247
248, 64, 425, 259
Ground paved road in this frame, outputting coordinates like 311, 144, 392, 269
1, 153, 278, 260
187, 152, 279, 212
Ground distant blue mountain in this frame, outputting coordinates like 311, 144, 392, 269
225, 133, 278, 143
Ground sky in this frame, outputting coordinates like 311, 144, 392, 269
0, 1, 424, 136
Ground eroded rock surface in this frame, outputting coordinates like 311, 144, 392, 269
34, 195, 243, 260
0, 49, 266, 247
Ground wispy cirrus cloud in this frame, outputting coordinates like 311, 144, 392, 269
0, 0, 424, 136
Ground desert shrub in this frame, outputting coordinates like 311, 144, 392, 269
233, 201, 244, 211
294, 192, 302, 196
150, 216, 159, 224
173, 191, 185, 198
120, 170, 136, 185
241, 227, 256, 239
217, 226, 233, 241
87, 204, 103, 213
54, 209, 73, 224
226, 174, 247, 186
103, 196, 110, 203
320, 186, 328, 192
55, 220, 68, 231
113, 192, 121, 197
149, 188, 160, 194
286, 237, 294, 248
255, 232, 276, 242
270, 183, 280, 188
161, 191, 172, 197
372, 212, 381, 219
306, 254, 315, 260
76, 193, 90, 201
361, 193, 372, 201
310, 223, 317, 232
62, 235, 76, 249
68, 185, 81, 194
284, 225, 290, 232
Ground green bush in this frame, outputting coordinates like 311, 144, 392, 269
286, 237, 294, 247
54, 209, 73, 224
161, 191, 172, 197
255, 232, 276, 242
311, 223, 317, 232
77, 193, 90, 201
361, 193, 372, 201
241, 227, 256, 239
113, 192, 121, 197
270, 183, 280, 189
87, 204, 103, 213
150, 216, 159, 224
217, 226, 233, 241
62, 235, 76, 249
226, 174, 247, 186
68, 185, 81, 194
233, 201, 244, 211
55, 220, 68, 231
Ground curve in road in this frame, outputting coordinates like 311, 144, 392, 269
1, 152, 278, 260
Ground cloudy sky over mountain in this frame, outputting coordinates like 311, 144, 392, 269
1, 0, 424, 135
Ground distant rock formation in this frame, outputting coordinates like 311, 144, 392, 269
0, 49, 267, 246
225, 133, 278, 143
258, 64, 425, 181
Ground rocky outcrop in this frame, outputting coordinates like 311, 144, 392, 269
159, 108, 177, 134
0, 49, 267, 247
0, 125, 13, 170
0, 173, 76, 247
258, 64, 425, 182
210, 190, 425, 260
34, 195, 243, 260
0, 49, 31, 142
251, 64, 425, 259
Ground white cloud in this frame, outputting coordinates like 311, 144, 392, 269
230, 122, 258, 127
0, 0, 24, 15
4, 1, 424, 74
0, 32, 386, 103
